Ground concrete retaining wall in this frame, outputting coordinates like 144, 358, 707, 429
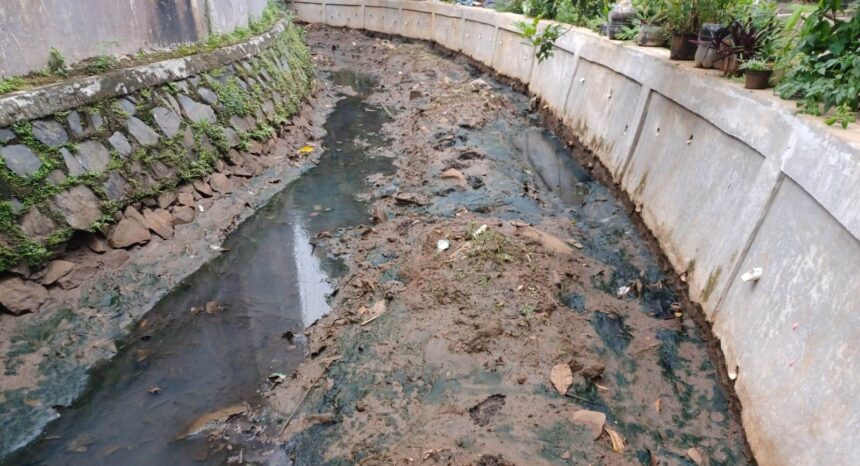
286, 1, 860, 464
0, 0, 272, 78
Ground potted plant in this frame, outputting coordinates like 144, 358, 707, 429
633, 0, 667, 46
721, 1, 783, 75
660, 0, 699, 59
740, 58, 773, 89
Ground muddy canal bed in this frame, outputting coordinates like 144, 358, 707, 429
5, 25, 751, 465
257, 27, 752, 465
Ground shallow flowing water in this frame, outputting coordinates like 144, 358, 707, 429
3, 70, 393, 466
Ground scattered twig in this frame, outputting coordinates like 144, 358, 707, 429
280, 359, 338, 434
381, 104, 395, 118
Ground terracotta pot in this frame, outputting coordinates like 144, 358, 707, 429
669, 33, 698, 60
744, 69, 773, 89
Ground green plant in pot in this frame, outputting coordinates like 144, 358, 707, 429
659, 0, 728, 60
660, 0, 701, 59
739, 57, 773, 89
633, 0, 667, 46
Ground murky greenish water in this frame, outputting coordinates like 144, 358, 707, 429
3, 70, 392, 466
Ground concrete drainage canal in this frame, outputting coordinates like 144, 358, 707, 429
3, 26, 753, 466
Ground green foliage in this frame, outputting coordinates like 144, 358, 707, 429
515, 17, 569, 63
0, 76, 25, 95
498, 0, 609, 28
48, 47, 67, 76
775, 1, 860, 127
85, 41, 120, 74
739, 57, 770, 71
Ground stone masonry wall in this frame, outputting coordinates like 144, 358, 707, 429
0, 18, 315, 313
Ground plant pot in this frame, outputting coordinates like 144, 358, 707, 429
694, 23, 729, 69
606, 22, 629, 40
744, 69, 773, 89
721, 51, 740, 76
637, 23, 666, 47
669, 33, 698, 60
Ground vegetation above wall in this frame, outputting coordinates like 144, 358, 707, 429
492, 0, 860, 128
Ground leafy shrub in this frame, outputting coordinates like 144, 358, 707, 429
776, 1, 860, 127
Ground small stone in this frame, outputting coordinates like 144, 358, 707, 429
88, 111, 104, 132
0, 277, 48, 315
109, 215, 150, 248
117, 98, 137, 115
152, 107, 182, 138
8, 199, 24, 215
0, 127, 14, 143
31, 119, 68, 146
262, 100, 276, 119
76, 141, 111, 173
58, 264, 98, 290
108, 132, 133, 156
223, 127, 240, 148
53, 185, 102, 230
157, 191, 178, 209
193, 180, 213, 197
209, 173, 232, 194
126, 117, 160, 146
177, 94, 216, 124
409, 90, 422, 100
229, 115, 255, 132
197, 87, 218, 105
87, 235, 108, 253
172, 205, 195, 225
441, 168, 467, 188
177, 192, 195, 207
61, 148, 85, 176
20, 207, 56, 241
1, 145, 43, 178
102, 249, 130, 268
123, 206, 146, 225
142, 208, 173, 239
182, 127, 195, 149
214, 159, 228, 173
42, 260, 75, 285
149, 160, 175, 180
154, 208, 173, 225
248, 142, 263, 154
103, 172, 131, 201
47, 169, 66, 186
67, 111, 85, 139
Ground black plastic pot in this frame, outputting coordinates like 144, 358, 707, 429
744, 69, 773, 89
669, 33, 698, 60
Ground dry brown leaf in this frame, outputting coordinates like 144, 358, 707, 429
687, 447, 703, 465
550, 363, 573, 395
570, 409, 606, 440
605, 428, 625, 453
654, 398, 661, 413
